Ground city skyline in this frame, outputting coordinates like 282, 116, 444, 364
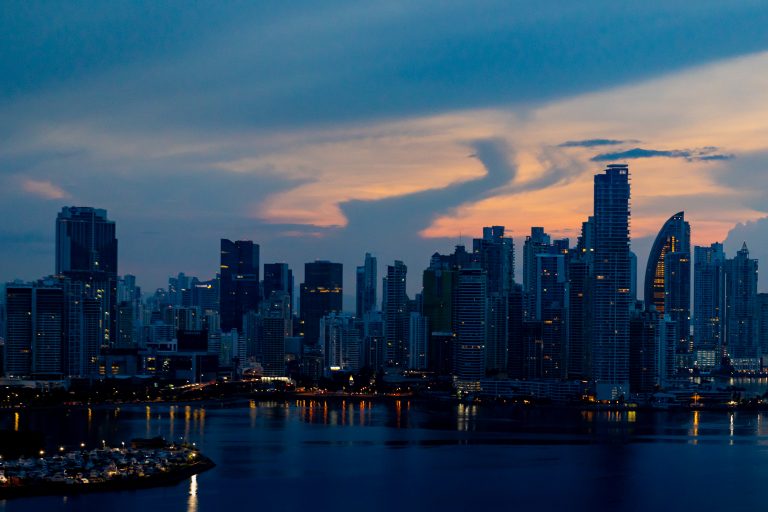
2, 2, 768, 295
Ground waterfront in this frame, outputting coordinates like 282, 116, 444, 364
2, 400, 768, 511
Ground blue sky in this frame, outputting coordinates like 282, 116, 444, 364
2, 1, 768, 300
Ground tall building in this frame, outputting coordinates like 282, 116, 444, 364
644, 212, 691, 356
523, 227, 551, 318
724, 243, 759, 370
408, 312, 429, 370
356, 253, 377, 319
473, 226, 514, 373
592, 164, 632, 399
758, 293, 768, 362
473, 226, 514, 295
219, 239, 260, 332
56, 206, 118, 347
299, 261, 343, 346
693, 243, 726, 364
262, 291, 292, 377
422, 259, 455, 375
263, 263, 294, 310
453, 268, 487, 383
382, 261, 409, 367
4, 282, 66, 378
534, 252, 568, 378
320, 312, 362, 373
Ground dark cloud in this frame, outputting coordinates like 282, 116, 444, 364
4, 1, 768, 134
591, 147, 734, 162
559, 139, 631, 148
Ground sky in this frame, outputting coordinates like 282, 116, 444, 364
2, 1, 768, 306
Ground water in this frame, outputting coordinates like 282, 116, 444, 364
1, 399, 768, 511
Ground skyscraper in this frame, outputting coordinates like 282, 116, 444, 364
724, 243, 759, 370
56, 207, 118, 347
263, 263, 294, 309
219, 239, 260, 332
534, 252, 568, 378
299, 261, 343, 346
356, 253, 377, 319
523, 227, 551, 318
453, 268, 487, 384
383, 260, 408, 367
4, 282, 65, 378
473, 226, 514, 373
693, 243, 726, 366
644, 212, 691, 356
592, 164, 632, 399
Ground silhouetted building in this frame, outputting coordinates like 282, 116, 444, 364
383, 261, 409, 367
693, 243, 726, 366
320, 312, 362, 373
473, 226, 514, 373
299, 261, 343, 346
423, 260, 455, 374
535, 252, 568, 378
592, 164, 632, 399
453, 268, 487, 383
4, 283, 65, 378
263, 263, 294, 310
408, 312, 429, 370
724, 243, 759, 370
523, 227, 551, 318
644, 212, 691, 356
56, 206, 118, 349
356, 253, 377, 319
220, 239, 260, 332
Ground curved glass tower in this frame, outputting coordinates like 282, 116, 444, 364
644, 211, 691, 353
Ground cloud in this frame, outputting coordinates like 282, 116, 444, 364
20, 179, 69, 199
590, 147, 734, 162
558, 138, 631, 148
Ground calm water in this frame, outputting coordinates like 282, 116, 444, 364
2, 398, 768, 511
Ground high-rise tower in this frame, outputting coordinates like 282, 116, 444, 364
219, 239, 260, 332
356, 253, 377, 319
644, 212, 691, 356
592, 164, 632, 399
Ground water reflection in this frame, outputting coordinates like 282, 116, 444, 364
187, 474, 198, 512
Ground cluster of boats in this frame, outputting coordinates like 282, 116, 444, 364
0, 442, 213, 498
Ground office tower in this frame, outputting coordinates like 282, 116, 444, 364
453, 268, 487, 383
693, 243, 726, 366
592, 164, 632, 399
758, 293, 768, 360
629, 304, 658, 394
361, 311, 385, 370
299, 261, 343, 346
506, 284, 525, 378
535, 252, 568, 378
4, 282, 65, 378
422, 259, 456, 374
320, 312, 362, 373
473, 226, 515, 295
56, 206, 118, 347
523, 227, 551, 318
382, 261, 409, 367
263, 263, 294, 309
473, 226, 514, 373
261, 291, 292, 377
724, 243, 759, 370
356, 253, 377, 319
644, 212, 691, 355
408, 312, 429, 370
567, 218, 595, 379
192, 278, 219, 312
117, 301, 135, 346
219, 239, 260, 332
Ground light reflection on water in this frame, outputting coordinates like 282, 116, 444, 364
5, 402, 768, 511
